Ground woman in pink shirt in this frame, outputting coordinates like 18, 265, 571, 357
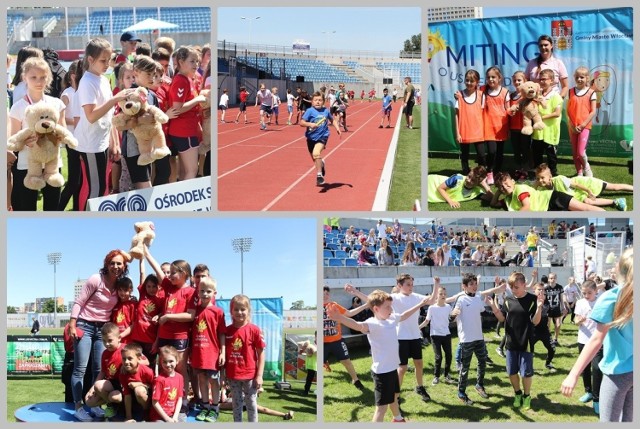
525, 34, 569, 98
67, 249, 130, 422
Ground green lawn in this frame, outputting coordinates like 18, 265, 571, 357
388, 106, 422, 211
428, 152, 633, 211
324, 322, 599, 422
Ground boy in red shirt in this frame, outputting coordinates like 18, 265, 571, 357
84, 323, 123, 419
235, 86, 250, 124
111, 277, 136, 344
192, 277, 226, 422
119, 343, 154, 422
150, 346, 184, 422
129, 273, 165, 367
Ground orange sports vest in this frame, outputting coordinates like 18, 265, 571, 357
457, 90, 484, 143
483, 86, 509, 141
567, 88, 595, 130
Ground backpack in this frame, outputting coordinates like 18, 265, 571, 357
43, 48, 67, 99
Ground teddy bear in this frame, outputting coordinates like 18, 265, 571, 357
509, 81, 547, 135
198, 89, 211, 155
7, 103, 78, 190
112, 87, 171, 166
129, 221, 156, 260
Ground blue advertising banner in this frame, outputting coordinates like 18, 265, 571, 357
428, 7, 633, 157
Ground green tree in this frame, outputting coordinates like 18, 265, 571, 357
290, 300, 305, 310
7, 306, 18, 314
41, 299, 65, 313
403, 34, 421, 53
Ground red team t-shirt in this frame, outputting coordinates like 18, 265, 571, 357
225, 323, 265, 380
130, 283, 166, 344
101, 345, 124, 381
119, 363, 155, 395
190, 305, 226, 370
149, 372, 184, 422
167, 73, 201, 138
157, 277, 197, 340
111, 300, 136, 344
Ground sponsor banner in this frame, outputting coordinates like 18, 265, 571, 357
284, 334, 316, 382
292, 40, 310, 52
428, 7, 633, 157
87, 177, 212, 211
284, 310, 317, 329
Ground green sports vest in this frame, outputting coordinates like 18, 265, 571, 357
505, 184, 553, 211
427, 174, 483, 203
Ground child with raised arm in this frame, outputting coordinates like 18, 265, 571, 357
225, 294, 266, 422
149, 346, 184, 422
419, 286, 455, 385
119, 343, 154, 422
327, 288, 432, 422
192, 277, 226, 422
299, 91, 341, 186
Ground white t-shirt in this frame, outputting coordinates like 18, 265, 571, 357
287, 93, 295, 106
377, 223, 387, 239
426, 304, 452, 336
365, 313, 400, 374
454, 293, 486, 343
60, 86, 76, 132
575, 298, 596, 345
219, 93, 229, 107
12, 82, 27, 103
257, 89, 273, 107
563, 284, 581, 304
74, 71, 114, 153
391, 292, 426, 339
9, 95, 66, 170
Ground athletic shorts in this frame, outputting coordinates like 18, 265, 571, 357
124, 155, 151, 183
273, 106, 279, 115
398, 339, 423, 365
381, 107, 391, 117
404, 100, 415, 116
157, 337, 189, 352
239, 102, 247, 112
104, 378, 122, 393
599, 181, 608, 196
198, 369, 220, 379
218, 105, 227, 110
307, 138, 327, 154
287, 105, 293, 113
324, 340, 350, 362
260, 105, 273, 115
372, 369, 400, 406
548, 190, 573, 211
169, 135, 199, 153
548, 307, 563, 318
505, 350, 534, 377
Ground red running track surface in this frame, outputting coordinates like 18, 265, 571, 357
218, 101, 400, 211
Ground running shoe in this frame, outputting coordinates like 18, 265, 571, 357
283, 411, 294, 420
432, 377, 440, 386
379, 125, 383, 128
522, 395, 532, 410
444, 375, 456, 384
458, 393, 474, 406
475, 384, 489, 399
103, 404, 118, 419
196, 409, 209, 421
392, 418, 407, 422
416, 385, 431, 402
615, 198, 627, 211
593, 401, 600, 414
90, 406, 105, 418
353, 379, 365, 391
204, 409, 219, 422
579, 392, 594, 403
74, 408, 94, 422
260, 123, 266, 130
316, 175, 325, 186
513, 393, 522, 408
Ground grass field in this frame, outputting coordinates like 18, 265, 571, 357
6, 326, 317, 422
324, 322, 600, 422
388, 106, 422, 211
428, 152, 633, 211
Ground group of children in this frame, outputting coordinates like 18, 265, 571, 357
325, 251, 633, 422
63, 248, 290, 423
429, 64, 631, 211
7, 35, 211, 211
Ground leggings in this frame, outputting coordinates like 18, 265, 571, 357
532, 331, 556, 366
485, 140, 504, 173
153, 155, 171, 186
577, 343, 603, 400
570, 128, 591, 174
12, 168, 61, 211
460, 143, 487, 173
304, 369, 316, 394
599, 371, 633, 422
80, 150, 109, 209
532, 139, 558, 175
510, 130, 531, 169
58, 146, 82, 211
431, 334, 452, 378
229, 379, 258, 422
203, 150, 211, 177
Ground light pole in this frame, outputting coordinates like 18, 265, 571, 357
241, 16, 261, 50
47, 252, 62, 328
321, 30, 336, 55
232, 237, 252, 295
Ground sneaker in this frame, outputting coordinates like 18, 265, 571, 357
415, 385, 431, 402
103, 404, 118, 419
196, 409, 209, 421
220, 120, 226, 123
283, 411, 294, 420
475, 384, 489, 399
316, 175, 325, 186
513, 393, 523, 408
432, 377, 440, 386
205, 409, 219, 422
90, 406, 105, 418
74, 408, 94, 422
386, 125, 391, 128
579, 392, 594, 403
545, 363, 557, 373
615, 198, 627, 211
287, 121, 291, 125
235, 120, 239, 124
321, 160, 326, 177
486, 357, 495, 366
392, 418, 407, 423
593, 401, 600, 415
458, 393, 474, 406
260, 123, 266, 130
408, 126, 413, 129
522, 395, 532, 410
353, 379, 365, 391
379, 125, 383, 128
486, 172, 494, 185
584, 168, 593, 177
444, 375, 456, 384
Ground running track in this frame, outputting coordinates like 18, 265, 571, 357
218, 101, 401, 211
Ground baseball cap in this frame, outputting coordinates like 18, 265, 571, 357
120, 31, 141, 42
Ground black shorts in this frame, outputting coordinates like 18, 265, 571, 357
372, 370, 400, 406
307, 138, 327, 154
218, 105, 227, 111
105, 378, 123, 393
548, 190, 573, 211
398, 339, 422, 365
157, 337, 189, 352
548, 307, 563, 318
124, 155, 151, 183
169, 135, 200, 153
324, 340, 350, 362
239, 101, 247, 112
404, 101, 415, 116
599, 181, 608, 195
260, 105, 273, 115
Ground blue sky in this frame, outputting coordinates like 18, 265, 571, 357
218, 7, 421, 53
6, 218, 317, 310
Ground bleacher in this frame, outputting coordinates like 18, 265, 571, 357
66, 7, 210, 36
237, 56, 361, 83
376, 61, 421, 84
7, 14, 24, 40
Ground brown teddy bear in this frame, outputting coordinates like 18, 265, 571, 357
509, 81, 547, 135
8, 103, 78, 190
198, 89, 211, 155
129, 221, 156, 260
112, 87, 171, 165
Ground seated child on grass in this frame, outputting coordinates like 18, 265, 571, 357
428, 165, 493, 208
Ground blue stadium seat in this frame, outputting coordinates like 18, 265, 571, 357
334, 250, 348, 259
345, 258, 358, 267
328, 258, 345, 267
323, 249, 334, 259
326, 243, 340, 251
